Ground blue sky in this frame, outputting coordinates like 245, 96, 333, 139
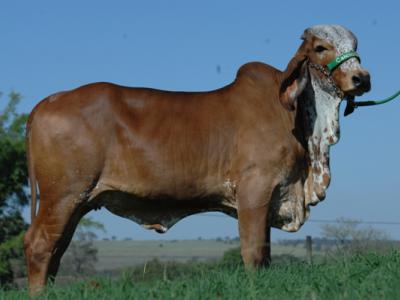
1, 1, 399, 240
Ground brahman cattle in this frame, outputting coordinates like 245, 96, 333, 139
24, 24, 370, 294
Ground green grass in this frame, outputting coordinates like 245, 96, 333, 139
2, 251, 400, 300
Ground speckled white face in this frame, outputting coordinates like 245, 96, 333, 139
308, 25, 361, 72
307, 25, 361, 72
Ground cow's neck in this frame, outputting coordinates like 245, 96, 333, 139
302, 71, 342, 207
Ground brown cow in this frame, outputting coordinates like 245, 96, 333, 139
24, 24, 370, 294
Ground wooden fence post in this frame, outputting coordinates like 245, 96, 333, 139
306, 235, 313, 264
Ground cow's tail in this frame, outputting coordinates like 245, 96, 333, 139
26, 117, 37, 223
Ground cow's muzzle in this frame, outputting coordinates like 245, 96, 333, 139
351, 72, 371, 95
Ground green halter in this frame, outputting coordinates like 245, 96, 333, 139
327, 51, 360, 72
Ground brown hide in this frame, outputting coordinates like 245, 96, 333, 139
27, 62, 305, 228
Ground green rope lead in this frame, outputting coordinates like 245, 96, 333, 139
354, 89, 400, 107
344, 90, 400, 116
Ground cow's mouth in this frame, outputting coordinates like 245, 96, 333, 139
344, 85, 371, 97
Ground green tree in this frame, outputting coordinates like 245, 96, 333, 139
0, 91, 29, 235
0, 91, 29, 285
0, 232, 25, 285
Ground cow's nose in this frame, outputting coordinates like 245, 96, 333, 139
352, 73, 371, 92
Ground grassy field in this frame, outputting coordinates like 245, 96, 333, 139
3, 251, 400, 299
92, 239, 241, 270
90, 239, 309, 271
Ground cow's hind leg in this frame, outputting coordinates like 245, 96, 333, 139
24, 191, 92, 296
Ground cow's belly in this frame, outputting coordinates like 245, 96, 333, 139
90, 171, 313, 233
92, 190, 237, 233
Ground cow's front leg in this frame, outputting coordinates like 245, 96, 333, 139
237, 171, 273, 268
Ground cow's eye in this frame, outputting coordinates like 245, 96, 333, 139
315, 45, 328, 53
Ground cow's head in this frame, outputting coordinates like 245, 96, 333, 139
279, 24, 371, 110
272, 25, 372, 232
279, 25, 372, 205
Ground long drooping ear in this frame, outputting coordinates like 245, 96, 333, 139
279, 55, 309, 111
